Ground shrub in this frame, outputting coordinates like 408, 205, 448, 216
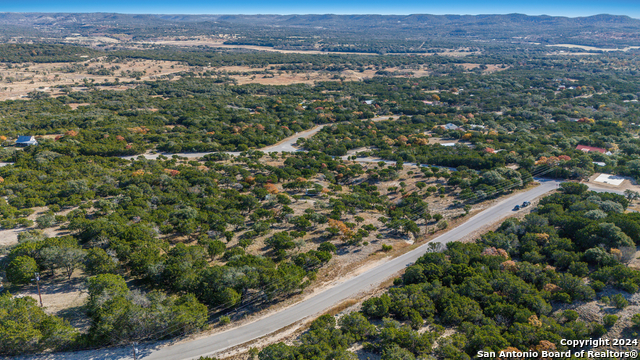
436, 220, 449, 230
219, 316, 231, 326
612, 293, 628, 309
590, 280, 605, 292
85, 248, 119, 275
338, 312, 376, 341
591, 322, 607, 337
603, 314, 618, 327
238, 238, 254, 249
563, 310, 579, 322
17, 219, 34, 228
409, 309, 424, 330
6, 256, 38, 284
382, 244, 393, 252
620, 281, 639, 294
0, 293, 78, 355
318, 242, 337, 253
207, 240, 226, 259
361, 295, 391, 318
223, 247, 245, 260
569, 262, 589, 277
554, 292, 572, 304
560, 182, 588, 195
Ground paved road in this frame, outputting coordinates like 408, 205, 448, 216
583, 184, 625, 196
344, 156, 459, 172
133, 178, 563, 360
121, 116, 400, 161
259, 124, 326, 153
26, 178, 624, 360
14, 120, 628, 359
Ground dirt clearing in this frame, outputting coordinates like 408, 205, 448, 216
0, 58, 191, 101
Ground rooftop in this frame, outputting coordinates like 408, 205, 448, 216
576, 144, 607, 154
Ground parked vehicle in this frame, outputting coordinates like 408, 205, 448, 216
522, 201, 531, 207
513, 205, 521, 211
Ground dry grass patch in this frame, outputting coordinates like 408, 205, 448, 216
0, 58, 191, 101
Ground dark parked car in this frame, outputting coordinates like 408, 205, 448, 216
513, 205, 521, 211
522, 201, 531, 207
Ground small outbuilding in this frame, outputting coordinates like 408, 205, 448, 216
15, 136, 38, 147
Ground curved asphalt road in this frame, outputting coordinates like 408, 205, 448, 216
136, 178, 562, 360
120, 116, 400, 161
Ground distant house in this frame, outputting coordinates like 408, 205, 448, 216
15, 136, 38, 147
363, 100, 375, 105
576, 145, 611, 155
441, 123, 461, 131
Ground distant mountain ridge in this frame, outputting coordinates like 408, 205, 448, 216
0, 12, 637, 28
163, 13, 640, 31
0, 12, 639, 47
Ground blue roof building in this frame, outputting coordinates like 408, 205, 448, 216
15, 136, 38, 146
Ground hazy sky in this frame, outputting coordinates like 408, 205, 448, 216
2, 0, 639, 18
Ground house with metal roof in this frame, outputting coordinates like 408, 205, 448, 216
15, 136, 38, 147
442, 123, 461, 131
576, 145, 611, 155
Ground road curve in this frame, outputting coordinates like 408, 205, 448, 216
137, 179, 562, 360
121, 116, 400, 161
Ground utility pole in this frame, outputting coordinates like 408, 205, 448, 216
132, 342, 138, 360
32, 272, 43, 307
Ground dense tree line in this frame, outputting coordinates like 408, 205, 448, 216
0, 44, 99, 63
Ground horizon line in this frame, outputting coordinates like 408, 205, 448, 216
0, 11, 635, 19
